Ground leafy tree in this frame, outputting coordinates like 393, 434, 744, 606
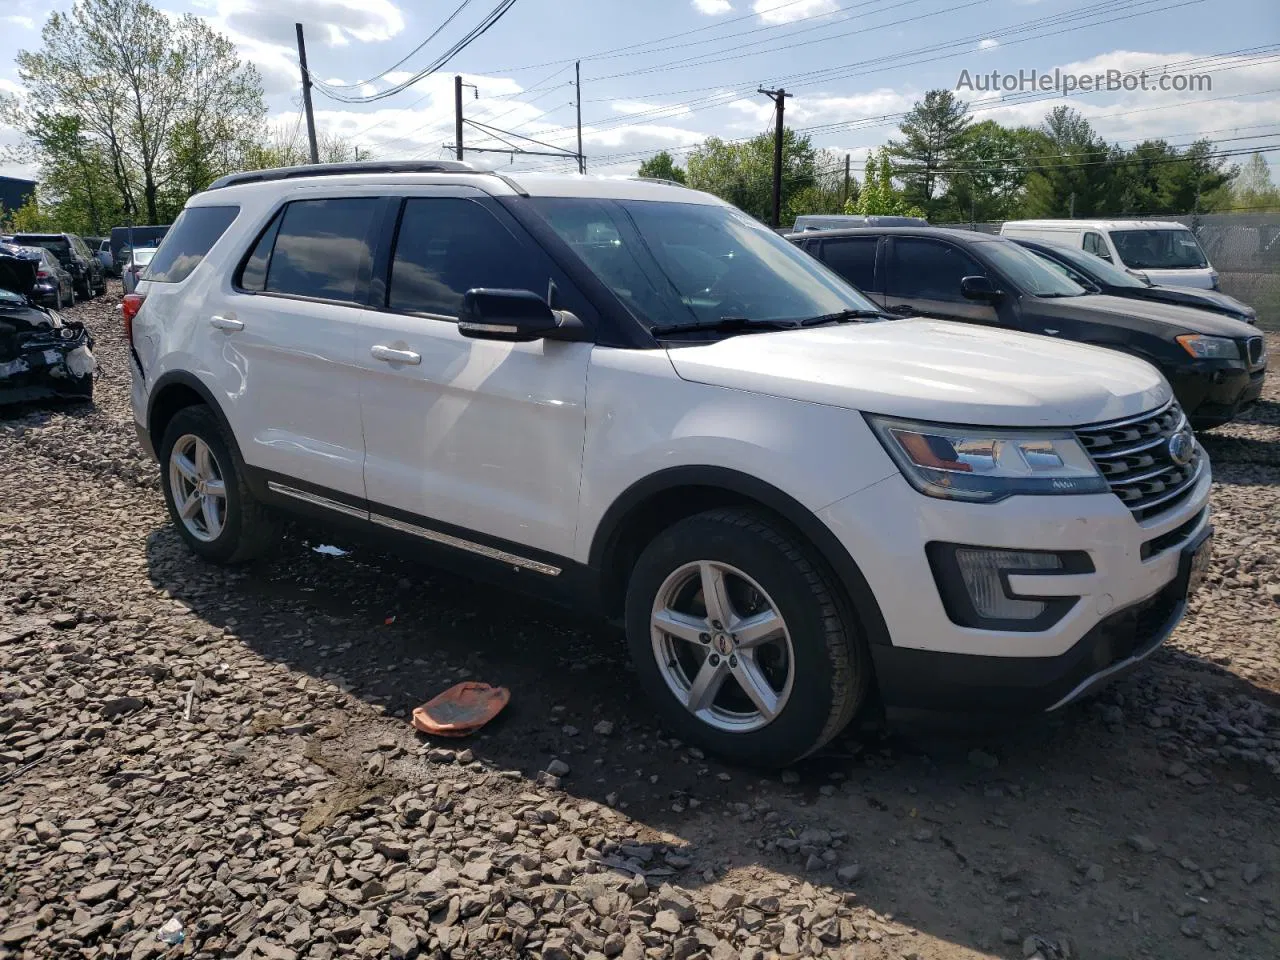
687, 128, 843, 225
887, 90, 971, 216
1019, 106, 1112, 218
848, 149, 925, 218
7, 0, 265, 224
637, 151, 687, 184
1230, 152, 1279, 210
939, 121, 1041, 222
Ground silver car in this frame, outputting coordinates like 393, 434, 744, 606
121, 247, 157, 294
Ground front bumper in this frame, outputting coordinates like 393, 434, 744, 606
820, 463, 1212, 713
1170, 360, 1266, 427
0, 322, 97, 406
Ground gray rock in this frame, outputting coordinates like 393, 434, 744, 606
707, 887, 743, 912
387, 917, 418, 959
594, 720, 615, 736
658, 884, 697, 922
296, 886, 326, 909
546, 758, 570, 777
836, 863, 863, 884
542, 937, 573, 960
1242, 862, 1261, 884
1127, 835, 1158, 854
100, 696, 145, 718
1085, 864, 1105, 883
77, 878, 120, 904
653, 910, 683, 934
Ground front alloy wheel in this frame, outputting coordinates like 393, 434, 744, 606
168, 434, 227, 542
651, 560, 795, 732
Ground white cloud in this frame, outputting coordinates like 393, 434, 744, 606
3, 15, 35, 29
978, 38, 999, 51
216, 0, 405, 48
692, 0, 732, 13
753, 0, 838, 25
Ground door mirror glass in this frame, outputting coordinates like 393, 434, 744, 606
960, 275, 1002, 301
458, 289, 560, 342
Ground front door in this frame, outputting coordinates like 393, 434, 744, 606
356, 192, 592, 560
883, 237, 1001, 326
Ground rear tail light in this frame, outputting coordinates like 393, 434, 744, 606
121, 293, 145, 343
37, 269, 50, 278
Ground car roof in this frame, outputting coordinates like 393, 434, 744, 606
195, 161, 725, 207
1003, 219, 1191, 231
783, 225, 1003, 243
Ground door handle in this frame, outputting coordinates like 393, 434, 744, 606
371, 345, 422, 365
209, 315, 244, 332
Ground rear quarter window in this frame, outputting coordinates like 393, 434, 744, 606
145, 206, 240, 283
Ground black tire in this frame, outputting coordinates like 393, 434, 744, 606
53, 287, 63, 310
158, 405, 279, 564
624, 508, 869, 768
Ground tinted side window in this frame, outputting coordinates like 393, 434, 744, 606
147, 206, 240, 283
889, 239, 985, 301
389, 198, 542, 318
820, 237, 879, 291
238, 212, 284, 292
1083, 232, 1111, 260
265, 198, 381, 303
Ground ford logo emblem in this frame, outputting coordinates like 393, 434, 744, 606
1168, 431, 1195, 466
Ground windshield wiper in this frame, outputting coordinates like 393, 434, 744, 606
798, 308, 891, 326
650, 316, 798, 337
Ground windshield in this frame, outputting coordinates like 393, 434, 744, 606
1110, 228, 1208, 270
16, 237, 71, 261
1029, 243, 1148, 289
527, 197, 881, 330
978, 238, 1087, 297
131, 248, 158, 266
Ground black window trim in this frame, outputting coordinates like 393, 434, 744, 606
230, 195, 394, 309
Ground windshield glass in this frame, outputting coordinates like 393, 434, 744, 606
1110, 228, 1207, 269
1032, 243, 1147, 288
978, 238, 1087, 297
16, 237, 71, 261
131, 248, 158, 266
528, 197, 881, 329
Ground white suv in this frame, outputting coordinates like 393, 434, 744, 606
126, 162, 1213, 766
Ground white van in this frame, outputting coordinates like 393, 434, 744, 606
1000, 219, 1218, 290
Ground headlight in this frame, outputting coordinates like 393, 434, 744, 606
1176, 334, 1239, 360
866, 415, 1108, 502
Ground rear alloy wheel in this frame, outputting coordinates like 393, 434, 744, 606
625, 508, 869, 767
159, 405, 278, 564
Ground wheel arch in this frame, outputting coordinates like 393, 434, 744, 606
147, 372, 236, 459
589, 466, 892, 648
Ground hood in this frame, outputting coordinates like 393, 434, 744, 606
666, 318, 1170, 428
1139, 267, 1215, 289
1133, 285, 1255, 320
0, 252, 37, 299
1039, 293, 1259, 339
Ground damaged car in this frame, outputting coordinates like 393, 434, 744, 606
0, 246, 97, 406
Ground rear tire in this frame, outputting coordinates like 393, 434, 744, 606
158, 406, 279, 564
624, 508, 869, 768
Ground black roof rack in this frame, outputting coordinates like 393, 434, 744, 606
206, 160, 480, 191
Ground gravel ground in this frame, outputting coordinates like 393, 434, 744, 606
2, 288, 1279, 960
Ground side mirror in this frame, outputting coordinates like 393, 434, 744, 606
458, 289, 562, 342
960, 275, 1002, 302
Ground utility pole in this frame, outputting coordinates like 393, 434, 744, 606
1068, 191, 1076, 218
454, 75, 465, 161
758, 87, 791, 228
575, 61, 585, 174
842, 153, 851, 208
354, 146, 361, 162
295, 23, 319, 165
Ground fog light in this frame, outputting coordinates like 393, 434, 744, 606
927, 543, 1092, 632
954, 549, 1061, 620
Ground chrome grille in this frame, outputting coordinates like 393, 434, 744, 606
1246, 336, 1265, 367
1075, 401, 1203, 521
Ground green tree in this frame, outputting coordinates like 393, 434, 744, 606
637, 150, 687, 184
887, 89, 971, 217
1232, 152, 1280, 210
848, 149, 925, 218
939, 120, 1040, 222
7, 0, 264, 224
1019, 106, 1112, 218
686, 128, 841, 225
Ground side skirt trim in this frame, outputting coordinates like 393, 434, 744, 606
265, 480, 562, 577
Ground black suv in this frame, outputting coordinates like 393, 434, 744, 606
1011, 237, 1257, 325
10, 233, 106, 300
790, 226, 1267, 428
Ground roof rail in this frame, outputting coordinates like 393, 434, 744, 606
206, 160, 480, 191
629, 176, 685, 188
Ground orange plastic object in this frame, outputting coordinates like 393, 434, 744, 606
411, 682, 510, 737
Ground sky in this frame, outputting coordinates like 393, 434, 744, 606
1, 0, 1278, 186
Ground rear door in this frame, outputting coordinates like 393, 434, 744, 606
816, 235, 884, 304
356, 189, 592, 559
883, 237, 999, 325
206, 195, 386, 500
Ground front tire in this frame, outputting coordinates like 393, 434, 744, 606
158, 406, 278, 564
624, 508, 869, 768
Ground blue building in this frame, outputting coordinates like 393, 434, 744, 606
0, 175, 37, 218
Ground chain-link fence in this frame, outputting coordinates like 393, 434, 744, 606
936, 212, 1280, 330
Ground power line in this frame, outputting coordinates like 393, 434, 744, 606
315, 0, 477, 90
